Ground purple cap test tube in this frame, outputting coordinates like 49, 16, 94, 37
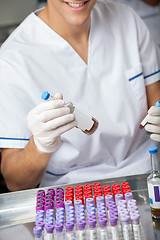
78, 220, 86, 230
124, 192, 133, 201
33, 226, 42, 238
45, 224, 54, 234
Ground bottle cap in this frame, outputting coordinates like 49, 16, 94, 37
41, 91, 50, 100
149, 147, 158, 154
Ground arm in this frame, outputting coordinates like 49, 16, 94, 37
146, 81, 160, 108
1, 138, 52, 191
142, 0, 160, 6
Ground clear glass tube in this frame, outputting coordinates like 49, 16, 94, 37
45, 233, 54, 240
41, 91, 98, 135
66, 230, 75, 240
132, 224, 142, 240
111, 224, 120, 240
78, 229, 87, 240
100, 226, 108, 240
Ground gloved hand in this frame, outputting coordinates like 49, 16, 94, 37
27, 93, 77, 153
145, 106, 160, 142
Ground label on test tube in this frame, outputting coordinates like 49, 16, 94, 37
133, 224, 142, 240
123, 224, 130, 240
100, 228, 108, 240
89, 228, 97, 240
111, 225, 120, 240
79, 230, 86, 240
66, 102, 96, 132
148, 181, 160, 209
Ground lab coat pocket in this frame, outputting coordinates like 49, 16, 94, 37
125, 64, 148, 115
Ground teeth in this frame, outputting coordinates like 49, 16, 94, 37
68, 2, 84, 7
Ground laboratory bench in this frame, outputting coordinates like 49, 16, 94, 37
0, 173, 159, 240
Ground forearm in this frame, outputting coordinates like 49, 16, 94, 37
142, 0, 160, 6
1, 137, 52, 191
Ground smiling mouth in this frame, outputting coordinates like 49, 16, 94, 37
65, 1, 89, 7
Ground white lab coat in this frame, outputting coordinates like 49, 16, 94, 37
111, 0, 160, 49
0, 0, 159, 187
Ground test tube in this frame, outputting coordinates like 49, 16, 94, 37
131, 213, 142, 240
77, 220, 87, 240
65, 222, 75, 240
55, 223, 64, 240
120, 215, 132, 240
110, 215, 120, 240
98, 218, 108, 240
45, 225, 54, 240
88, 219, 97, 240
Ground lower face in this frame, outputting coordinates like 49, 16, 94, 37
48, 0, 97, 27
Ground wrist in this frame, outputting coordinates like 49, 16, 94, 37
33, 136, 61, 153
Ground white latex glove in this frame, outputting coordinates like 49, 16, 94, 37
27, 94, 77, 153
145, 106, 160, 142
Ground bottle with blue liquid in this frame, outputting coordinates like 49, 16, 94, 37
147, 147, 160, 219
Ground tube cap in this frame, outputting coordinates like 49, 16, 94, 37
41, 91, 50, 100
155, 101, 160, 107
45, 225, 54, 233
149, 147, 158, 154
65, 222, 74, 231
55, 223, 63, 232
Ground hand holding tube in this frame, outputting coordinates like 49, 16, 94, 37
27, 94, 76, 153
144, 101, 160, 142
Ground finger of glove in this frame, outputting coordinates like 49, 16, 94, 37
38, 107, 70, 122
148, 106, 160, 116
43, 114, 75, 131
35, 99, 65, 113
53, 93, 63, 100
145, 124, 160, 134
150, 134, 160, 142
51, 120, 77, 138
146, 115, 160, 125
